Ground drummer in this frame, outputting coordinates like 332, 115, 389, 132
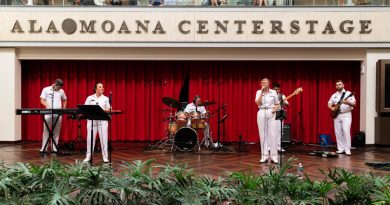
184, 95, 211, 146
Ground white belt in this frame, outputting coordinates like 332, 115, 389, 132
259, 107, 274, 110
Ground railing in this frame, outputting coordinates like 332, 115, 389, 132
0, 0, 389, 6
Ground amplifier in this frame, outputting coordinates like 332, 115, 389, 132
282, 124, 291, 143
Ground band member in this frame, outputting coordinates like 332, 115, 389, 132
273, 82, 289, 152
184, 95, 212, 146
39, 79, 67, 153
83, 82, 111, 163
255, 78, 280, 163
328, 80, 356, 156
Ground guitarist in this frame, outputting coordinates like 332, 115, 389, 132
273, 82, 288, 153
327, 80, 356, 156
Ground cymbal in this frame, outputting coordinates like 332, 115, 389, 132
198, 101, 216, 106
162, 97, 180, 108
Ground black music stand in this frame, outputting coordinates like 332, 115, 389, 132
77, 104, 110, 165
276, 109, 287, 167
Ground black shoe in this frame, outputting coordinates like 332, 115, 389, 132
271, 160, 279, 164
39, 150, 48, 155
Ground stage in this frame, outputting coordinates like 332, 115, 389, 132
0, 142, 388, 179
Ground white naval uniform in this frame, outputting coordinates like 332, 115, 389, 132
255, 89, 280, 162
84, 94, 110, 162
184, 103, 210, 141
276, 94, 289, 151
328, 89, 356, 153
40, 86, 67, 152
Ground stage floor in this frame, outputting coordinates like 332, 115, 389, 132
0, 142, 389, 179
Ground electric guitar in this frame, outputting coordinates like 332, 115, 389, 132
283, 87, 303, 102
331, 92, 354, 118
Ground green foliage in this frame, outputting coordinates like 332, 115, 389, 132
326, 168, 377, 204
0, 158, 388, 205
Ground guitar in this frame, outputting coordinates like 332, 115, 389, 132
330, 92, 354, 118
283, 87, 303, 102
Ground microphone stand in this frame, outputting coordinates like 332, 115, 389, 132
276, 99, 287, 168
214, 81, 228, 152
52, 87, 54, 153
109, 91, 112, 163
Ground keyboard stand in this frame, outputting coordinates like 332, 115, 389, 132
41, 114, 61, 155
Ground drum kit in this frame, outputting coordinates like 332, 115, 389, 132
157, 97, 215, 152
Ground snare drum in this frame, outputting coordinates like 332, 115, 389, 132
191, 120, 206, 129
190, 111, 202, 123
176, 111, 188, 125
190, 111, 206, 129
174, 127, 198, 151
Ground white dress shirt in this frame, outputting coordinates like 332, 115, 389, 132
328, 89, 356, 113
184, 102, 207, 114
40, 86, 67, 109
255, 89, 280, 109
85, 94, 110, 111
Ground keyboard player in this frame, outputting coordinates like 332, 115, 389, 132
39, 79, 67, 153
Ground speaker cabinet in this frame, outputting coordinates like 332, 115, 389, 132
282, 124, 291, 143
375, 117, 390, 146
376, 60, 390, 114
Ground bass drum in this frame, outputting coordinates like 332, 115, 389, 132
174, 127, 198, 151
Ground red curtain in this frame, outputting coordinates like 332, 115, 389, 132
22, 60, 186, 141
22, 60, 360, 144
188, 61, 360, 144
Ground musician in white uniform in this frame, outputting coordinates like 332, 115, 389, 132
39, 79, 67, 153
273, 82, 289, 152
328, 80, 356, 156
184, 95, 212, 146
83, 82, 111, 163
255, 78, 280, 163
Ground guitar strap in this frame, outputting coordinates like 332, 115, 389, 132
278, 93, 284, 107
337, 92, 346, 105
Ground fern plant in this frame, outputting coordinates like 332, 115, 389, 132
0, 158, 388, 205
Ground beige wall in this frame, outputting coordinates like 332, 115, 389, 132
0, 8, 387, 43
361, 49, 390, 144
0, 48, 21, 142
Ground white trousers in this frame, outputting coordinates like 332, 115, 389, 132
203, 122, 210, 140
86, 120, 108, 161
334, 113, 352, 152
41, 115, 62, 151
257, 109, 278, 160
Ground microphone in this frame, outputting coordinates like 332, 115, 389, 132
109, 91, 112, 105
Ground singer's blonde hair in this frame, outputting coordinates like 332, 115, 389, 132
261, 78, 270, 84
